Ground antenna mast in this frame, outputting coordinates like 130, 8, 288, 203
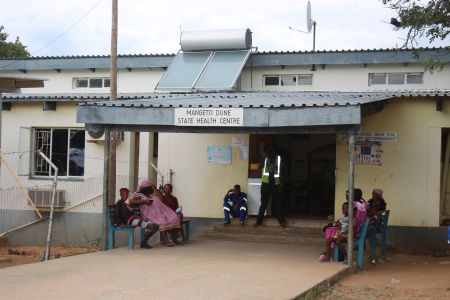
289, 0, 317, 51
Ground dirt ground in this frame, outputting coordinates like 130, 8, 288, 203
317, 250, 450, 300
0, 245, 98, 269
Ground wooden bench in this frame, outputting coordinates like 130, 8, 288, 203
159, 219, 191, 243
333, 219, 369, 270
107, 207, 145, 250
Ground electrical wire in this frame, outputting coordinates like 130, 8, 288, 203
0, 0, 104, 70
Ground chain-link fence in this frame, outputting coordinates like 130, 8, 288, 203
0, 175, 136, 257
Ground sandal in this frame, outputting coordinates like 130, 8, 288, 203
319, 254, 329, 262
166, 241, 175, 247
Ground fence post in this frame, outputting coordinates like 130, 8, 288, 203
38, 150, 58, 261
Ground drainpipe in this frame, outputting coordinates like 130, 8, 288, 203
38, 150, 58, 261
148, 160, 165, 189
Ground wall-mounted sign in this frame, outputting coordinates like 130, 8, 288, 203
355, 141, 382, 165
339, 132, 397, 142
207, 146, 232, 165
174, 108, 244, 127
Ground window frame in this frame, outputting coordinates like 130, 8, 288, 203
263, 74, 313, 87
73, 77, 110, 89
32, 127, 85, 179
369, 72, 424, 86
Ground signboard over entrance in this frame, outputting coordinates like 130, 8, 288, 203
174, 108, 244, 127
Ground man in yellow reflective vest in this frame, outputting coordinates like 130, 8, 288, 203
255, 144, 287, 227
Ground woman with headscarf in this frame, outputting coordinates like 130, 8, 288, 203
129, 179, 182, 247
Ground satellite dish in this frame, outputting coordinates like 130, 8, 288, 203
306, 1, 312, 33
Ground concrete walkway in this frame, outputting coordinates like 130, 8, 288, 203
0, 240, 349, 300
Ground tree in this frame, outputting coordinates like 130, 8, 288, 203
383, 0, 449, 48
383, 0, 449, 71
0, 25, 30, 58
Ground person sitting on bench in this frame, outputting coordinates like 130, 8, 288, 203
162, 183, 187, 243
113, 187, 159, 249
367, 188, 388, 264
129, 180, 182, 247
223, 184, 248, 225
321, 202, 350, 263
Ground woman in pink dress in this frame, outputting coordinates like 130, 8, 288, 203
129, 179, 182, 247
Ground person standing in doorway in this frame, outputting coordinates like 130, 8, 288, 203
255, 144, 286, 227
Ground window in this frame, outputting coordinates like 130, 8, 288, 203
281, 75, 296, 86
34, 128, 85, 177
264, 74, 313, 87
369, 73, 423, 86
298, 75, 313, 85
264, 76, 280, 86
74, 79, 88, 88
387, 73, 405, 85
369, 74, 386, 85
406, 73, 423, 84
73, 77, 110, 89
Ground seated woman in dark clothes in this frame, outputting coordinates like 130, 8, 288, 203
161, 183, 187, 243
113, 187, 159, 249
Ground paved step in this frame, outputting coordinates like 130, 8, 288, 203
231, 218, 330, 229
214, 224, 324, 237
196, 230, 325, 245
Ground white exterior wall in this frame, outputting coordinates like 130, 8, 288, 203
0, 102, 136, 212
241, 63, 450, 91
1, 57, 449, 223
3, 68, 165, 94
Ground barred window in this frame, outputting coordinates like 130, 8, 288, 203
34, 128, 85, 177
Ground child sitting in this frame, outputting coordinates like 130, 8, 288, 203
320, 202, 349, 263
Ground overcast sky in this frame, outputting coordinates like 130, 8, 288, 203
1, 0, 448, 56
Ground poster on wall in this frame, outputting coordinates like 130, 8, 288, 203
355, 141, 382, 165
207, 146, 232, 165
339, 132, 397, 142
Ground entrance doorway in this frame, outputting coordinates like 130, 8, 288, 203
248, 134, 336, 218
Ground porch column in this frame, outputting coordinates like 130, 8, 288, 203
128, 132, 140, 191
347, 132, 355, 270
102, 129, 111, 251
0, 91, 2, 186
147, 132, 157, 184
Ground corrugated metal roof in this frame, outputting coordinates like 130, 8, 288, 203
1, 47, 448, 70
0, 47, 445, 60
5, 90, 449, 105
72, 90, 449, 109
75, 90, 449, 130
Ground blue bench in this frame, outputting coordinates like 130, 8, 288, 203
368, 210, 390, 259
333, 219, 369, 270
107, 207, 145, 250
